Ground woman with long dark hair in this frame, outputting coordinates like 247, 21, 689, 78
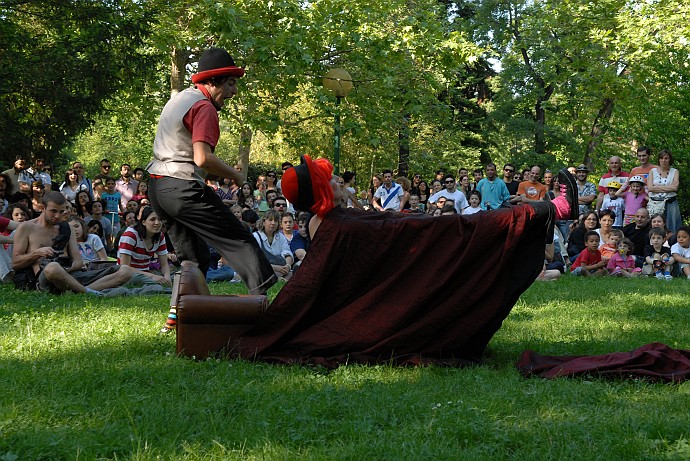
74, 190, 92, 221
567, 211, 600, 262
117, 206, 171, 285
59, 169, 87, 202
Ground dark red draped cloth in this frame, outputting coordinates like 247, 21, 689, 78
517, 343, 690, 382
234, 202, 555, 367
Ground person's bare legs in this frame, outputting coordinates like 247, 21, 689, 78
42, 262, 88, 293
87, 265, 135, 291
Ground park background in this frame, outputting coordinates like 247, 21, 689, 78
2, 0, 689, 209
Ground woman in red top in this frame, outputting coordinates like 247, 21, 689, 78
117, 206, 171, 286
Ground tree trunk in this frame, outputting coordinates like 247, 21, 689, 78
397, 112, 411, 177
584, 97, 615, 170
237, 127, 252, 183
170, 46, 189, 96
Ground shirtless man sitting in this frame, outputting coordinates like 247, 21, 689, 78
12, 191, 135, 294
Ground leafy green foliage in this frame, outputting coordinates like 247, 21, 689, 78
0, 0, 155, 167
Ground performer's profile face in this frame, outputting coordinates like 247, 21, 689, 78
330, 176, 343, 203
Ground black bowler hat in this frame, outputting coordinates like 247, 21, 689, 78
191, 48, 245, 84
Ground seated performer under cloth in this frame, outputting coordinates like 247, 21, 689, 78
226, 156, 578, 367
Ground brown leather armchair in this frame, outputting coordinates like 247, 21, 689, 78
174, 265, 268, 359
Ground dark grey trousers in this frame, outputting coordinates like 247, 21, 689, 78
149, 176, 276, 294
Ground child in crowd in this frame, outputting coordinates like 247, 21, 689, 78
614, 175, 648, 226
600, 181, 625, 228
92, 178, 104, 201
671, 226, 690, 279
132, 180, 148, 203
599, 229, 623, 261
571, 231, 607, 276
69, 217, 108, 263
464, 190, 482, 215
242, 209, 259, 232
90, 199, 113, 250
607, 237, 641, 277
405, 194, 424, 213
240, 195, 256, 211
100, 177, 122, 234
644, 227, 674, 280
290, 213, 310, 269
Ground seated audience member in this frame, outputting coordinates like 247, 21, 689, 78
239, 195, 256, 211
670, 226, 690, 280
644, 227, 674, 279
12, 191, 134, 294
622, 207, 651, 267
216, 177, 239, 206
242, 209, 260, 231
3, 202, 30, 224
600, 229, 623, 261
92, 178, 104, 201
607, 237, 641, 277
537, 240, 563, 281
290, 213, 311, 267
262, 189, 279, 214
567, 212, 600, 263
253, 210, 293, 280
126, 199, 140, 217
405, 194, 424, 213
229, 205, 251, 232
440, 204, 457, 215
132, 167, 146, 183
69, 218, 108, 263
113, 211, 137, 254
61, 200, 74, 222
74, 190, 92, 221
131, 180, 148, 203
571, 231, 607, 276
117, 206, 171, 286
0, 215, 20, 283
395, 176, 412, 210
595, 209, 616, 249
90, 200, 113, 250
206, 246, 236, 283
650, 213, 676, 247
464, 190, 482, 215
335, 176, 364, 210
546, 236, 566, 274
614, 175, 648, 225
87, 220, 106, 247
280, 212, 296, 244
600, 181, 624, 228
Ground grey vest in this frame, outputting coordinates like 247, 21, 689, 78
147, 87, 212, 183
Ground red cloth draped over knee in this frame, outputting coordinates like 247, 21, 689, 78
227, 202, 555, 368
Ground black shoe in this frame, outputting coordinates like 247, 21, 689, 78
558, 168, 579, 220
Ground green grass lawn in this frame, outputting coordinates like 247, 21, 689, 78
2, 277, 690, 460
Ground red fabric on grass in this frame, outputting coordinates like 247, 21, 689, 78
232, 202, 554, 367
516, 342, 690, 382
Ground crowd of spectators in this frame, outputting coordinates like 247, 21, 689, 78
0, 145, 686, 292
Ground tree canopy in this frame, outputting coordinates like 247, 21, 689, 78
0, 0, 154, 166
5, 0, 688, 199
